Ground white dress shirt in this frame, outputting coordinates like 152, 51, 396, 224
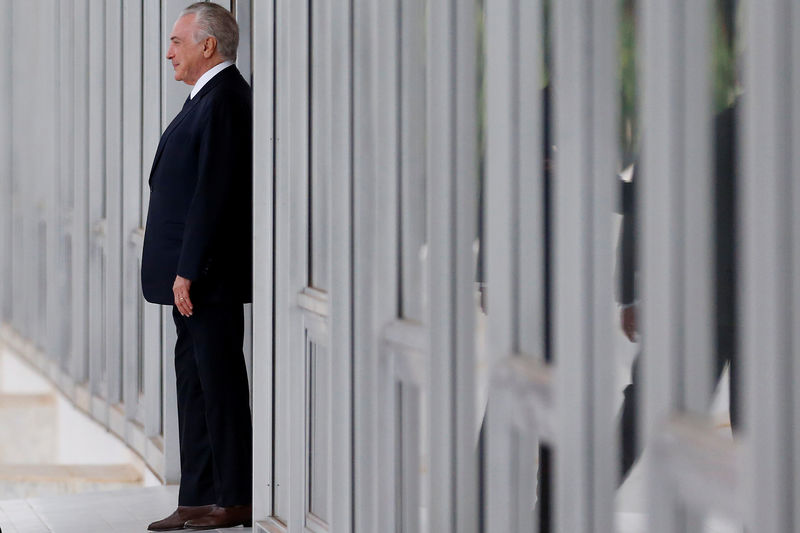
190, 59, 235, 100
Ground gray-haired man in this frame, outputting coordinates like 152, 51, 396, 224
143, 3, 253, 530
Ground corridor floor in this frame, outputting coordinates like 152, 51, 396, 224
0, 480, 740, 533
0, 485, 251, 533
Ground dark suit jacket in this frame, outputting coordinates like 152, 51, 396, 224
141, 65, 253, 305
616, 103, 737, 329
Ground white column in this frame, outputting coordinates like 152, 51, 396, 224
453, 2, 479, 531
71, 0, 90, 385
141, 0, 163, 436
742, 0, 797, 531
58, 0, 76, 376
640, 0, 713, 530
351, 0, 379, 531
427, 1, 479, 532
0, 0, 10, 324
121, 0, 143, 424
44, 1, 65, 386
484, 0, 547, 531
251, 0, 276, 523
88, 0, 107, 412
553, 0, 617, 531
329, 1, 354, 531
105, 0, 124, 405
792, 4, 800, 531
271, 0, 291, 522
374, 0, 400, 530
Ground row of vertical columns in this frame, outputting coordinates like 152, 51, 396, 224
253, 0, 480, 531
0, 0, 254, 487
189, 0, 800, 531
0, 0, 188, 482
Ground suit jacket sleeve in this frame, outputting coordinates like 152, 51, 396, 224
177, 97, 248, 281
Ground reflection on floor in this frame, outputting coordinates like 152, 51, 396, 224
0, 485, 251, 533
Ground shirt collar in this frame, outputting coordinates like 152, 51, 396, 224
190, 60, 235, 100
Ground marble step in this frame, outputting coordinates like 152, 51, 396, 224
0, 463, 143, 499
0, 393, 58, 463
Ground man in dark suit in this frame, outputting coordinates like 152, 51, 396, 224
141, 3, 253, 530
616, 102, 739, 481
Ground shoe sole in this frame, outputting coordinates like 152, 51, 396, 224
185, 520, 252, 530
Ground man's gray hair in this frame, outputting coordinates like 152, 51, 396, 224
181, 2, 239, 61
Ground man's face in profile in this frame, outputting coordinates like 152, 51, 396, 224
166, 14, 205, 85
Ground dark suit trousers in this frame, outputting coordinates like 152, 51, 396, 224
172, 303, 253, 507
619, 324, 739, 482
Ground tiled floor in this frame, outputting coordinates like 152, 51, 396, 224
0, 481, 741, 533
0, 485, 252, 533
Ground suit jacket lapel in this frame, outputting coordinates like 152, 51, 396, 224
148, 66, 241, 182
149, 97, 195, 179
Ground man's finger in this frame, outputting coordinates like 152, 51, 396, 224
179, 294, 193, 316
174, 293, 189, 316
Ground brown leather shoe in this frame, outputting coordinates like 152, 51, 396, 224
184, 505, 252, 530
147, 505, 215, 531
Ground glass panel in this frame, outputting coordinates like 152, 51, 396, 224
308, 338, 330, 522
273, 325, 290, 522
395, 383, 404, 529
399, 0, 427, 322
38, 220, 47, 344
309, 0, 330, 291
100, 251, 107, 384
137, 279, 144, 397
396, 381, 422, 533
63, 236, 73, 373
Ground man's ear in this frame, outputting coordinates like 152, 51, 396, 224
202, 36, 217, 58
